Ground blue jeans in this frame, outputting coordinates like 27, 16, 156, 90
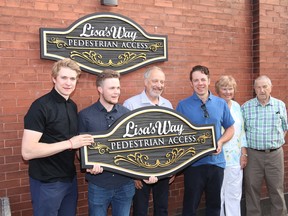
29, 176, 78, 216
88, 181, 135, 216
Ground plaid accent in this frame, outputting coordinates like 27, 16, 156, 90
241, 97, 287, 150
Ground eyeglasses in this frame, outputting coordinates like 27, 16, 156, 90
201, 103, 209, 118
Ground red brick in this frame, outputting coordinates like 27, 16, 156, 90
7, 185, 30, 197
1, 1, 288, 215
0, 179, 20, 190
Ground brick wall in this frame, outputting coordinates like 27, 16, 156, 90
0, 0, 287, 215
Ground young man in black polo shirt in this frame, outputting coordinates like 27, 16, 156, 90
21, 58, 93, 216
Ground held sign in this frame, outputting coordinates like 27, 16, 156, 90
80, 106, 217, 179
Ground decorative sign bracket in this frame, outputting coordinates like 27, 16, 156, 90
40, 12, 168, 75
80, 106, 217, 180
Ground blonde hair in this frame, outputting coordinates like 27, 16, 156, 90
215, 75, 237, 94
51, 58, 81, 78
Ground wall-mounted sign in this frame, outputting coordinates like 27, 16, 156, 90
40, 12, 168, 75
80, 106, 217, 180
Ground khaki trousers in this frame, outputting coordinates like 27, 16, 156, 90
244, 147, 287, 216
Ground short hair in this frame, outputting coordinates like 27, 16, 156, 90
189, 65, 210, 81
51, 58, 81, 78
254, 75, 272, 87
215, 75, 237, 94
96, 69, 120, 87
143, 66, 164, 79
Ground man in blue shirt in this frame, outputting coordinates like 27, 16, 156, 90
78, 69, 158, 216
123, 66, 174, 216
176, 65, 234, 216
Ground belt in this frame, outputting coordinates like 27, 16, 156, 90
252, 148, 279, 153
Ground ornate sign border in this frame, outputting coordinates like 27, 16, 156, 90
40, 12, 168, 75
80, 106, 217, 179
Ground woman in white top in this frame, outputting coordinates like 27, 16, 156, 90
215, 75, 248, 216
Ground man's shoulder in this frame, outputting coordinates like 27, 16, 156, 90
115, 103, 130, 113
159, 96, 173, 108
241, 98, 256, 108
178, 95, 193, 104
29, 91, 55, 111
79, 103, 97, 115
123, 92, 145, 110
160, 95, 172, 103
271, 96, 286, 106
123, 93, 142, 103
210, 94, 226, 104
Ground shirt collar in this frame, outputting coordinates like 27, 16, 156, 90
140, 90, 165, 106
254, 96, 273, 107
51, 88, 71, 103
95, 100, 119, 113
191, 91, 212, 103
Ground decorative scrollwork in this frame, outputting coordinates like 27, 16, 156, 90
149, 42, 163, 52
114, 147, 195, 168
88, 142, 110, 154
197, 132, 212, 144
70, 51, 146, 67
162, 148, 196, 167
48, 37, 68, 48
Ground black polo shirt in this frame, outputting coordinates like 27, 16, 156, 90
78, 101, 133, 189
24, 88, 78, 182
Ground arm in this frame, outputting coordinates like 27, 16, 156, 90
240, 147, 248, 169
21, 129, 93, 160
214, 125, 234, 154
240, 117, 248, 169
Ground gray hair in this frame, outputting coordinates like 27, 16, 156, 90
254, 75, 272, 87
144, 66, 164, 79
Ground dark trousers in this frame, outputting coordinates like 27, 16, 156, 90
182, 165, 224, 216
29, 176, 78, 216
133, 178, 169, 216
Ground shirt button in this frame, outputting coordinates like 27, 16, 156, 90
112, 174, 114, 177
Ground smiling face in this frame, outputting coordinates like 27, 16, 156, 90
144, 68, 166, 100
215, 75, 237, 105
52, 67, 78, 100
190, 70, 210, 99
218, 85, 235, 103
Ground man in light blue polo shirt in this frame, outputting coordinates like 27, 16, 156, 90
123, 66, 173, 216
176, 65, 234, 216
